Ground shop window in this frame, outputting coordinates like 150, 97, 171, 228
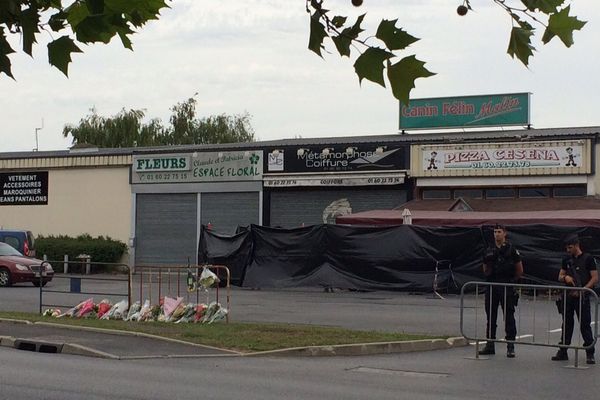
485, 188, 516, 199
453, 189, 483, 199
422, 189, 451, 200
518, 187, 550, 198
553, 186, 587, 198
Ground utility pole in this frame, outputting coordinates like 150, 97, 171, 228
34, 118, 44, 151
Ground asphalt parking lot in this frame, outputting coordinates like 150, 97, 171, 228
0, 273, 582, 340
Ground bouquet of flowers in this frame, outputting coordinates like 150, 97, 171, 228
194, 304, 207, 323
200, 301, 220, 323
97, 299, 112, 318
58, 299, 93, 318
207, 306, 228, 324
75, 298, 95, 318
162, 296, 183, 320
174, 303, 197, 323
124, 301, 141, 321
199, 267, 219, 289
42, 308, 61, 317
130, 300, 151, 321
101, 299, 128, 320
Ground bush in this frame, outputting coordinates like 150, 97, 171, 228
36, 234, 128, 273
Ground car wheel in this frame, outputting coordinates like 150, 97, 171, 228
32, 281, 48, 287
0, 268, 11, 287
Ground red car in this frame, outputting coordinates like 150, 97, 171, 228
0, 242, 54, 287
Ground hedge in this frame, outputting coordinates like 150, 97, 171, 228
36, 234, 127, 271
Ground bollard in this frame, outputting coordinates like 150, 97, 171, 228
63, 254, 69, 274
85, 257, 91, 275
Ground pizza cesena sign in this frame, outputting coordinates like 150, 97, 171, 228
132, 151, 263, 184
0, 172, 48, 206
420, 141, 586, 173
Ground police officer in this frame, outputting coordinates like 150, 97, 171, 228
479, 224, 523, 358
551, 234, 598, 364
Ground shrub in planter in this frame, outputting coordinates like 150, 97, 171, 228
36, 234, 127, 273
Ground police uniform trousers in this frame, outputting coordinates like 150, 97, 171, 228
484, 285, 517, 341
559, 294, 595, 356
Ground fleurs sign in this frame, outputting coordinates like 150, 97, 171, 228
415, 140, 589, 176
0, 171, 48, 205
400, 93, 530, 129
132, 151, 263, 184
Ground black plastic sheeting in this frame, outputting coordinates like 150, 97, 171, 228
198, 224, 600, 292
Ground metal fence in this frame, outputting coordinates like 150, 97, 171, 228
460, 281, 599, 368
134, 264, 231, 323
39, 261, 132, 314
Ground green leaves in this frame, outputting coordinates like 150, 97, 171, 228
387, 56, 435, 105
312, 12, 432, 101
507, 27, 535, 66
0, 0, 168, 78
354, 47, 393, 87
332, 14, 365, 57
375, 19, 418, 51
305, 1, 587, 104
63, 98, 255, 147
0, 28, 15, 78
542, 5, 586, 47
48, 36, 82, 76
521, 0, 564, 14
20, 6, 40, 56
308, 12, 328, 57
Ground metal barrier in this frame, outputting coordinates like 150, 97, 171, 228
39, 261, 132, 314
460, 281, 599, 368
134, 264, 231, 323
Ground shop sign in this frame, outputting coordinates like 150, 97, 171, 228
400, 93, 530, 130
132, 151, 263, 184
264, 173, 404, 187
421, 141, 585, 172
134, 156, 190, 172
266, 145, 407, 173
0, 171, 48, 205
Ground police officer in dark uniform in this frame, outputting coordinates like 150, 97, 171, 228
479, 224, 524, 358
551, 234, 598, 364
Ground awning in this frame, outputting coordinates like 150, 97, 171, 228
263, 171, 406, 187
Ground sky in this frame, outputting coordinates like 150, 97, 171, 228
0, 1, 598, 151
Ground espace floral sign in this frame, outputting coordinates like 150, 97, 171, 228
132, 151, 263, 183
400, 93, 530, 129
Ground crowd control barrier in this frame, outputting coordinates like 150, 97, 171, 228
134, 264, 231, 323
38, 261, 132, 314
460, 281, 599, 368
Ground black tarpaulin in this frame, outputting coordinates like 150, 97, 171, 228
197, 226, 253, 286
197, 224, 600, 291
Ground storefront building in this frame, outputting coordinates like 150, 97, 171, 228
1, 124, 599, 266
407, 127, 599, 208
0, 149, 132, 244
130, 149, 263, 265
262, 141, 411, 227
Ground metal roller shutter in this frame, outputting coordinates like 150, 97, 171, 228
201, 192, 259, 235
270, 188, 406, 228
135, 193, 197, 265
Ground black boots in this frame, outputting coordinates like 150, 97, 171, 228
586, 354, 596, 365
478, 342, 495, 355
506, 343, 515, 358
551, 349, 568, 361
478, 342, 515, 357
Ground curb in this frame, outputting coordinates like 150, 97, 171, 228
245, 337, 469, 357
0, 318, 468, 359
33, 321, 242, 355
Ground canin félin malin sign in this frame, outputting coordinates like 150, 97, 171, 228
400, 93, 530, 130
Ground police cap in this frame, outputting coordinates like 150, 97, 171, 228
563, 234, 580, 246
